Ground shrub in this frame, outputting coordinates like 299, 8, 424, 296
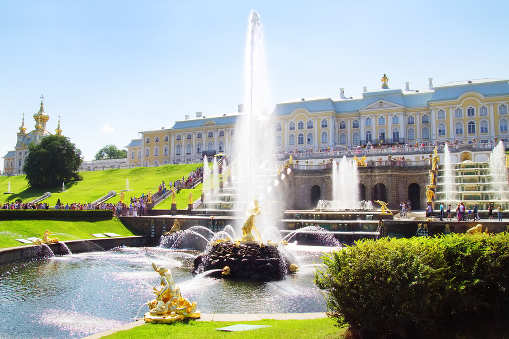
315, 234, 509, 339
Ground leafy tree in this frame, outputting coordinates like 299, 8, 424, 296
23, 135, 83, 188
94, 144, 127, 160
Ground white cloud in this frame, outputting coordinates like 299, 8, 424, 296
101, 124, 115, 133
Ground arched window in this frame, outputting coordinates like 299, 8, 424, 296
339, 121, 346, 129
231, 130, 235, 136
289, 122, 295, 130
407, 128, 415, 140
339, 133, 347, 145
164, 145, 169, 156
145, 147, 150, 157
298, 121, 304, 130
422, 115, 429, 124
437, 110, 446, 119
468, 121, 476, 134
352, 119, 359, 128
155, 136, 160, 142
197, 133, 202, 138
321, 132, 328, 143
176, 135, 181, 140
131, 151, 135, 159
467, 107, 475, 117
365, 117, 372, 126
454, 108, 463, 118
145, 137, 150, 143
154, 160, 159, 167
154, 146, 159, 156
208, 132, 213, 138
197, 143, 202, 153
164, 135, 169, 142
321, 119, 328, 128
480, 106, 488, 116
276, 135, 282, 146
438, 123, 446, 136
353, 132, 360, 145
407, 116, 414, 125
392, 116, 399, 124
207, 142, 213, 152
365, 131, 372, 142
307, 120, 313, 129
307, 133, 313, 144
186, 144, 192, 154
276, 123, 282, 131
500, 104, 508, 115
187, 133, 192, 139
176, 145, 181, 155
289, 134, 295, 145
422, 127, 430, 139
392, 128, 399, 141
137, 150, 141, 159
480, 120, 489, 134
219, 131, 225, 137
218, 141, 224, 152
455, 122, 463, 135
378, 116, 386, 125
500, 119, 508, 132
298, 133, 304, 145
379, 129, 386, 142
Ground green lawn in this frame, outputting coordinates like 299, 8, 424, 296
104, 318, 345, 339
154, 186, 203, 210
0, 218, 138, 248
0, 164, 202, 206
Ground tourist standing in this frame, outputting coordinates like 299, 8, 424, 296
447, 204, 452, 220
473, 204, 479, 221
440, 202, 444, 221
489, 204, 493, 219
498, 205, 503, 222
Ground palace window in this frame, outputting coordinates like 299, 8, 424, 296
353, 132, 360, 145
468, 121, 476, 134
164, 135, 169, 142
197, 143, 202, 153
422, 115, 429, 124
422, 127, 430, 140
176, 145, 181, 155
289, 122, 296, 130
352, 119, 359, 128
186, 144, 192, 154
438, 123, 446, 136
480, 121, 489, 134
500, 119, 508, 132
218, 141, 224, 152
455, 108, 463, 118
207, 142, 213, 152
500, 104, 508, 115
467, 107, 475, 117
155, 136, 160, 142
365, 131, 372, 143
298, 121, 304, 130
307, 133, 313, 144
145, 147, 150, 157
186, 133, 191, 139
276, 135, 282, 146
339, 121, 346, 129
208, 132, 213, 138
176, 135, 181, 140
378, 116, 385, 125
407, 128, 415, 140
131, 151, 135, 159
392, 116, 399, 124
321, 119, 328, 128
298, 133, 304, 145
321, 132, 328, 143
289, 134, 295, 145
480, 106, 488, 116
455, 122, 463, 135
145, 137, 150, 143
437, 109, 446, 119
365, 117, 372, 126
164, 146, 169, 156
339, 133, 347, 145
219, 131, 224, 137
276, 123, 282, 131
379, 129, 386, 142
154, 146, 159, 156
197, 133, 202, 138
307, 120, 313, 129
392, 128, 399, 141
407, 116, 414, 125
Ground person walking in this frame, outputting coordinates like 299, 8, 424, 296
498, 205, 503, 222
439, 202, 444, 221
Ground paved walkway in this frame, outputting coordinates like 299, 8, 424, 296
84, 313, 327, 339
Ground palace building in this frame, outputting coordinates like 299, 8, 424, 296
125, 77, 509, 166
2, 97, 63, 175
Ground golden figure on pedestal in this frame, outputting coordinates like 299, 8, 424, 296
145, 263, 200, 323
240, 199, 262, 242
375, 200, 392, 215
34, 230, 59, 244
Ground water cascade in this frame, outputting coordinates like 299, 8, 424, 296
489, 140, 509, 205
126, 178, 130, 191
443, 144, 455, 206
332, 157, 360, 210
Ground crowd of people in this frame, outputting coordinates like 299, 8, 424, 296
433, 202, 504, 222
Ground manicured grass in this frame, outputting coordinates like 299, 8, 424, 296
154, 186, 203, 210
104, 318, 345, 339
0, 218, 137, 248
0, 164, 203, 206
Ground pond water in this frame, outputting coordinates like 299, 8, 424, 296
0, 244, 331, 339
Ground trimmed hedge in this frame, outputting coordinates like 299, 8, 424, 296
0, 209, 113, 220
315, 234, 509, 339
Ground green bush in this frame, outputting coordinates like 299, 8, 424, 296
315, 234, 509, 339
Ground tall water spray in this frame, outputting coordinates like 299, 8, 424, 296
233, 11, 276, 231
443, 144, 455, 205
489, 140, 509, 203
332, 157, 359, 210
203, 156, 210, 203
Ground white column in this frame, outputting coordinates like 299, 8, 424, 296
430, 108, 436, 141
489, 104, 496, 138
388, 113, 392, 142
449, 107, 454, 139
416, 113, 421, 141
359, 114, 364, 144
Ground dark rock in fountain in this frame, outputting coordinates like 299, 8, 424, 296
193, 241, 295, 282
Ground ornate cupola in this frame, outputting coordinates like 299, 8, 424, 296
33, 95, 49, 131
55, 115, 62, 136
18, 113, 26, 134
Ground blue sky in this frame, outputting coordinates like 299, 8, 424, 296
1, 0, 508, 161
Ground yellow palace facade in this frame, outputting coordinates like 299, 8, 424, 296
125, 77, 509, 167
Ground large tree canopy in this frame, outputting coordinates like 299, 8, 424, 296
23, 135, 83, 188
94, 144, 127, 160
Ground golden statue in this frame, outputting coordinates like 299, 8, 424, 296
381, 74, 389, 89
359, 155, 367, 167
120, 191, 125, 203
222, 266, 230, 276
426, 188, 435, 202
289, 155, 294, 165
34, 230, 58, 245
145, 263, 200, 323
375, 200, 392, 215
188, 192, 193, 204
147, 191, 152, 204
171, 189, 177, 204
467, 224, 483, 235
240, 199, 262, 242
164, 220, 181, 235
